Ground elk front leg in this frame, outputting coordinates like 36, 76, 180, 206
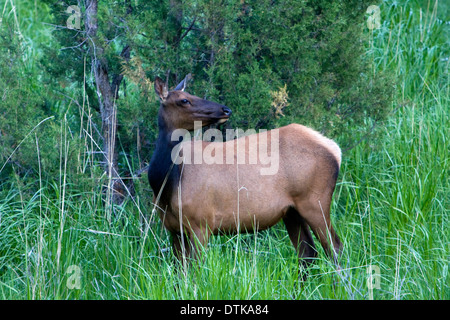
171, 231, 190, 263
188, 227, 210, 261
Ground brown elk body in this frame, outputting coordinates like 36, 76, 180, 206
148, 76, 342, 274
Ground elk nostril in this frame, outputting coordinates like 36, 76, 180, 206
222, 106, 232, 116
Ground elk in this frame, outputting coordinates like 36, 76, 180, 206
148, 75, 342, 275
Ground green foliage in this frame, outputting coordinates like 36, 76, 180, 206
0, 14, 92, 186
130, 0, 395, 142
0, 0, 448, 300
27, 0, 396, 180
0, 20, 57, 180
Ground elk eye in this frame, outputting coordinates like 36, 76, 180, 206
180, 99, 190, 105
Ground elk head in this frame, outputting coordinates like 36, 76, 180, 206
154, 74, 232, 131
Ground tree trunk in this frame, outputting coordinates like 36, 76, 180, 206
85, 0, 130, 206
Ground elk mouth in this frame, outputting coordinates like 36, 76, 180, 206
193, 106, 232, 125
217, 118, 229, 124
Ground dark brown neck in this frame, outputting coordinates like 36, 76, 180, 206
147, 110, 182, 202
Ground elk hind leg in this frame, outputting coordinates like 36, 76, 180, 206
283, 207, 318, 279
295, 196, 342, 265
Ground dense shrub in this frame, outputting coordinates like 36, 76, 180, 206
3, 0, 393, 184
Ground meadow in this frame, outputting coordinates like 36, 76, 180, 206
0, 0, 448, 299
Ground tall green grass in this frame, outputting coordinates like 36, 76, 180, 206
0, 0, 448, 299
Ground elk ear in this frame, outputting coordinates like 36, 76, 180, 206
174, 73, 192, 92
154, 76, 169, 101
